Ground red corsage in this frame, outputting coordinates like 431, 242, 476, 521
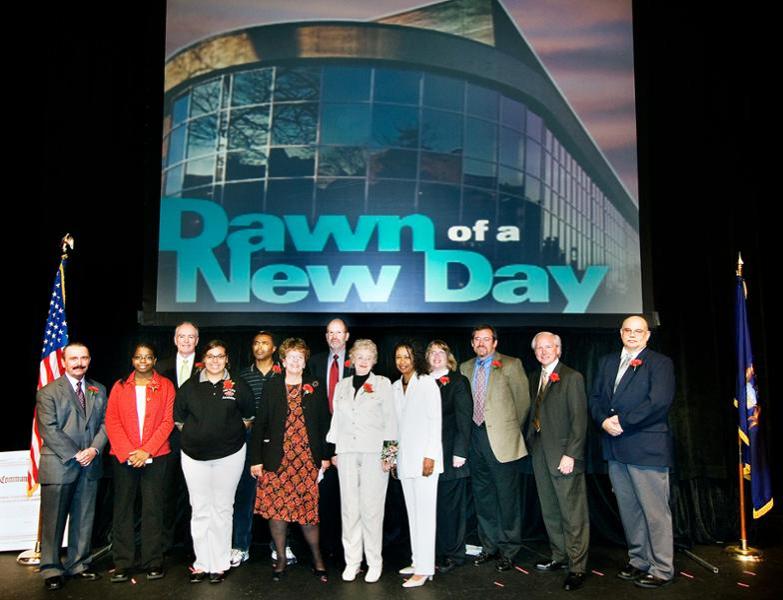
344, 359, 352, 368
438, 376, 450, 385
272, 364, 282, 374
630, 358, 643, 370
363, 382, 374, 393
303, 384, 314, 395
87, 385, 99, 395
491, 359, 502, 369
194, 362, 204, 370
148, 382, 159, 393
223, 379, 235, 390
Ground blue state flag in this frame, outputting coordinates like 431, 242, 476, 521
735, 273, 773, 518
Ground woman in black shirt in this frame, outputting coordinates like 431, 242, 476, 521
174, 340, 254, 584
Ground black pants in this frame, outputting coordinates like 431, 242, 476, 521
436, 477, 467, 563
469, 425, 522, 560
112, 454, 168, 569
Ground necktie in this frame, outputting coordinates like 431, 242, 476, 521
472, 361, 487, 426
179, 359, 190, 388
532, 370, 547, 432
328, 354, 339, 414
76, 380, 86, 411
614, 353, 631, 392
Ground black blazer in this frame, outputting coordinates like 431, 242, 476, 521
308, 351, 354, 384
436, 370, 472, 481
157, 355, 199, 389
250, 374, 333, 472
525, 362, 587, 477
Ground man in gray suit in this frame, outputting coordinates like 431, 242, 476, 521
460, 324, 529, 571
36, 342, 108, 590
526, 332, 589, 591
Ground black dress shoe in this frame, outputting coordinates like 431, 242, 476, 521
73, 569, 101, 581
44, 576, 64, 591
272, 568, 287, 582
209, 572, 226, 584
634, 574, 672, 589
617, 563, 646, 581
110, 569, 130, 583
495, 557, 513, 572
146, 567, 165, 580
563, 572, 586, 591
190, 571, 207, 583
437, 558, 461, 574
536, 559, 568, 571
473, 551, 499, 566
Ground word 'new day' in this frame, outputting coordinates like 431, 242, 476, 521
160, 199, 608, 312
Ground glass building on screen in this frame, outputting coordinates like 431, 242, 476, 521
161, 0, 640, 304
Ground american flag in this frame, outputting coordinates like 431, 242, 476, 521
27, 258, 69, 495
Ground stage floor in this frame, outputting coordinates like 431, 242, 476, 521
4, 536, 781, 600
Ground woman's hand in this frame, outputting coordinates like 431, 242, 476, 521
321, 459, 331, 471
128, 449, 150, 468
422, 457, 435, 477
331, 455, 338, 467
250, 464, 263, 478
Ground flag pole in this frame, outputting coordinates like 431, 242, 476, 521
17, 235, 74, 567
725, 254, 762, 561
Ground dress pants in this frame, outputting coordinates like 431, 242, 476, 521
112, 454, 168, 570
319, 465, 343, 558
401, 475, 439, 576
608, 460, 674, 580
181, 445, 246, 573
231, 431, 256, 552
469, 424, 522, 560
436, 477, 467, 564
530, 447, 589, 572
337, 452, 389, 570
162, 429, 190, 553
39, 471, 99, 579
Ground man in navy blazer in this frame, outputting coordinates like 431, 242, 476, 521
589, 315, 675, 589
36, 343, 108, 590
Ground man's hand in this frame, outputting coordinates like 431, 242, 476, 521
602, 415, 623, 436
75, 447, 98, 467
557, 455, 575, 475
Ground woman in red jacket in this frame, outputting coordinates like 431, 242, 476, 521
105, 342, 175, 583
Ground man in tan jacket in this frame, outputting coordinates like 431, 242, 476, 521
460, 324, 530, 572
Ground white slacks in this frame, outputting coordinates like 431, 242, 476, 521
181, 444, 246, 573
401, 474, 439, 576
337, 452, 389, 570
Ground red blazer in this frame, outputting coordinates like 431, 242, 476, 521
106, 370, 175, 462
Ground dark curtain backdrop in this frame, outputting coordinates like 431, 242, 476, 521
15, 0, 777, 552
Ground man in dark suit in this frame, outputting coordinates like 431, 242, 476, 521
157, 321, 199, 555
589, 315, 676, 589
526, 332, 589, 591
460, 324, 530, 572
36, 343, 108, 591
308, 317, 353, 561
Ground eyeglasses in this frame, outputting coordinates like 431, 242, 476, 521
621, 328, 647, 336
133, 355, 155, 361
205, 353, 227, 360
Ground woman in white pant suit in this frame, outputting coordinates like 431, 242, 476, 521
393, 341, 442, 588
326, 339, 397, 583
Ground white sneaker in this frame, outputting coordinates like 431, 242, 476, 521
270, 546, 298, 565
342, 565, 359, 582
365, 566, 382, 583
230, 548, 250, 567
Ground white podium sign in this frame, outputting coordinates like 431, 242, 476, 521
0, 450, 41, 552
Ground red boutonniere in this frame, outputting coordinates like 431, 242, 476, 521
549, 372, 560, 383
491, 359, 502, 370
223, 379, 235, 390
344, 359, 352, 368
363, 382, 374, 393
194, 362, 204, 370
271, 364, 282, 374
438, 376, 450, 386
303, 383, 314, 395
87, 385, 99, 395
630, 358, 643, 370
148, 382, 159, 393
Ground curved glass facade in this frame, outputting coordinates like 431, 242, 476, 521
162, 63, 638, 277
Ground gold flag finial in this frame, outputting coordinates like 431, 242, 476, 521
60, 234, 74, 258
736, 252, 744, 277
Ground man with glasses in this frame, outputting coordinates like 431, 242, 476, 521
460, 324, 529, 572
589, 315, 675, 589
